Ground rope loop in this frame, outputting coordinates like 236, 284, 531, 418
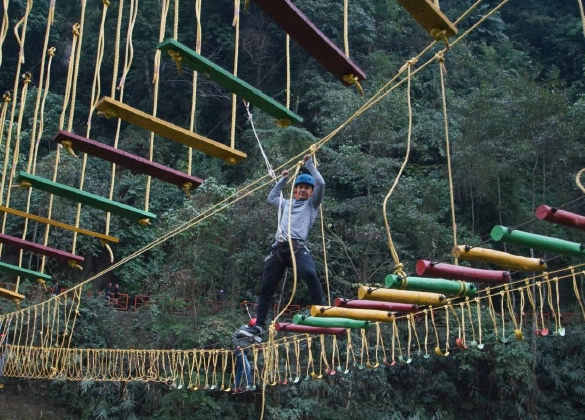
167, 50, 183, 75
182, 182, 192, 199
102, 0, 110, 5
22, 72, 32, 84
276, 118, 291, 128
60, 140, 78, 157
3, 92, 11, 102
430, 28, 450, 49
48, 47, 56, 57
576, 168, 585, 194
72, 23, 81, 37
343, 74, 364, 96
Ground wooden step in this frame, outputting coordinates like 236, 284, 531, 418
0, 261, 52, 281
16, 172, 156, 224
0, 205, 119, 243
253, 0, 366, 86
159, 39, 303, 126
53, 130, 203, 194
95, 96, 247, 165
0, 233, 84, 265
0, 286, 25, 303
396, 0, 457, 38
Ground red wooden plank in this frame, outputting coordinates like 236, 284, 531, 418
0, 233, 84, 264
253, 0, 366, 86
53, 130, 203, 192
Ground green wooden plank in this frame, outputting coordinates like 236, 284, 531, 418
158, 38, 303, 126
0, 261, 52, 281
17, 172, 156, 223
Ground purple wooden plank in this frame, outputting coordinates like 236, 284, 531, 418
53, 130, 204, 191
253, 0, 366, 85
0, 233, 84, 263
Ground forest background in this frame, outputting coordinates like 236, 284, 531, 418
0, 0, 585, 418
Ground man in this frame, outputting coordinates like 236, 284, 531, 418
51, 281, 61, 297
241, 154, 325, 337
231, 318, 261, 393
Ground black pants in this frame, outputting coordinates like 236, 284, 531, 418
256, 243, 324, 327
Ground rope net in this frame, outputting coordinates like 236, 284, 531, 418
1, 263, 584, 384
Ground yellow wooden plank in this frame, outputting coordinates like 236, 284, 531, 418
0, 287, 25, 302
0, 205, 119, 243
95, 97, 247, 165
396, 0, 458, 38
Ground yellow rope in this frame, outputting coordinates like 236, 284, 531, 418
576, 168, 585, 194
343, 0, 350, 57
577, 0, 585, 38
188, 0, 203, 176
382, 60, 415, 276
230, 0, 240, 149
438, 52, 458, 264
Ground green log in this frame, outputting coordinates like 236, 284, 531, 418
491, 225, 585, 257
385, 274, 477, 297
293, 314, 370, 329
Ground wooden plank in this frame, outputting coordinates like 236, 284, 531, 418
0, 287, 25, 302
0, 205, 119, 243
95, 97, 247, 165
0, 233, 84, 264
16, 172, 156, 223
395, 0, 457, 38
53, 130, 204, 193
0, 261, 52, 281
253, 0, 366, 86
159, 39, 303, 126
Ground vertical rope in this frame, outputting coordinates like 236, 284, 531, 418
145, 0, 172, 212
438, 52, 458, 264
343, 0, 349, 57
0, 0, 10, 66
286, 35, 291, 109
577, 0, 585, 38
188, 0, 203, 176
230, 0, 240, 149
382, 60, 415, 275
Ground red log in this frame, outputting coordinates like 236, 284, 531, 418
334, 298, 418, 313
0, 233, 84, 264
536, 205, 585, 232
274, 322, 345, 335
416, 259, 510, 284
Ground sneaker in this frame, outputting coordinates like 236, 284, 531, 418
239, 325, 262, 338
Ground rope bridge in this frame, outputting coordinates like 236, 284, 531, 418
2, 264, 584, 385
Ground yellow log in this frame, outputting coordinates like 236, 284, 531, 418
0, 287, 25, 303
357, 286, 446, 306
452, 245, 546, 272
310, 305, 395, 323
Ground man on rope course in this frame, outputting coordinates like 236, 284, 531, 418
240, 154, 325, 338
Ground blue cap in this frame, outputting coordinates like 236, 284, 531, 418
294, 174, 315, 187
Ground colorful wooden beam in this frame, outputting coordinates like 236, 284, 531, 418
158, 39, 303, 126
274, 322, 345, 335
385, 274, 477, 297
395, 0, 458, 39
53, 130, 203, 194
491, 225, 585, 258
334, 298, 418, 313
95, 97, 246, 165
311, 305, 395, 323
416, 259, 510, 284
0, 233, 84, 265
17, 172, 156, 224
452, 245, 546, 272
253, 0, 366, 86
293, 314, 370, 329
536, 205, 585, 232
0, 261, 51, 282
357, 286, 447, 306
0, 205, 119, 243
0, 287, 25, 303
